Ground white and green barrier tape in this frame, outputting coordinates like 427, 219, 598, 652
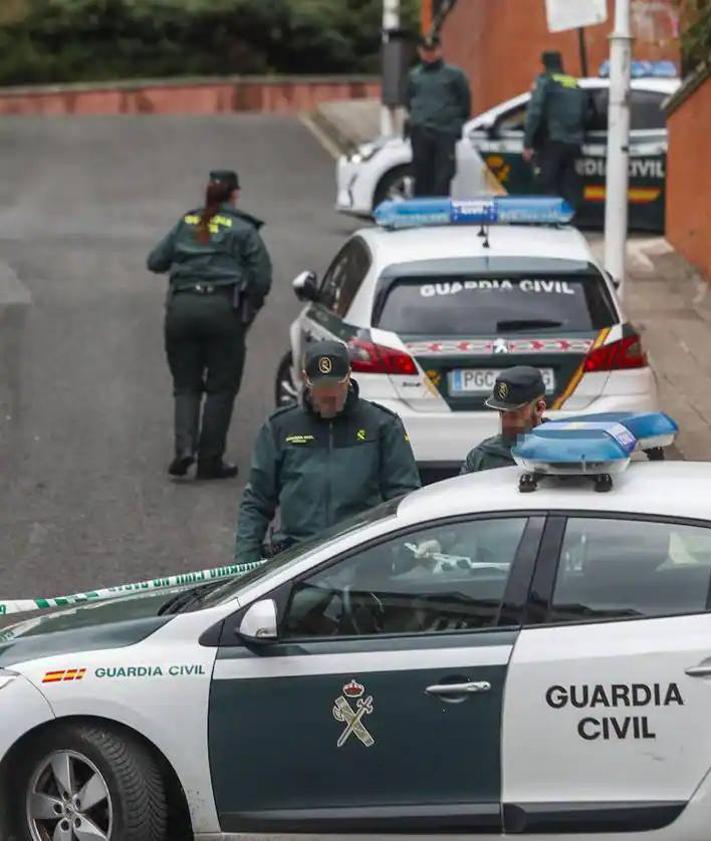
0, 559, 266, 616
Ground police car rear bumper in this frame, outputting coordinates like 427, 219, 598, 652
378, 391, 659, 468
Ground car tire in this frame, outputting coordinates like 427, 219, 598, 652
373, 165, 414, 210
275, 351, 299, 408
14, 722, 168, 841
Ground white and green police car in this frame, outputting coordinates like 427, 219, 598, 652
336, 62, 679, 232
277, 196, 658, 480
1, 414, 711, 841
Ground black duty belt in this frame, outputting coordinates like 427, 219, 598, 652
174, 283, 233, 296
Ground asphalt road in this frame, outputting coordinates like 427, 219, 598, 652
0, 114, 358, 598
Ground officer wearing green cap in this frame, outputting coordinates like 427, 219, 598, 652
460, 366, 547, 473
523, 51, 588, 212
406, 33, 471, 197
235, 339, 420, 562
147, 169, 272, 479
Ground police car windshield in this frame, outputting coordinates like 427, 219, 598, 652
376, 273, 615, 336
198, 498, 402, 607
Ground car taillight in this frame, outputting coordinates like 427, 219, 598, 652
349, 338, 418, 375
583, 333, 648, 372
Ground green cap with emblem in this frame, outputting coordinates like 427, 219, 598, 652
485, 366, 546, 411
209, 169, 240, 190
303, 340, 351, 385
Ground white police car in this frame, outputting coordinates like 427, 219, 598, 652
2, 414, 711, 840
276, 196, 658, 479
337, 63, 679, 232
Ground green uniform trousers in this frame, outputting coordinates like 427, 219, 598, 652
164, 289, 246, 463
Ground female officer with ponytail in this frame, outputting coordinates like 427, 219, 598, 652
148, 170, 272, 479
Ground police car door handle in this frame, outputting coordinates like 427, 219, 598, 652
425, 681, 491, 696
685, 665, 711, 678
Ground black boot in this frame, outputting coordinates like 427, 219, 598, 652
169, 452, 195, 477
197, 390, 236, 474
169, 391, 201, 476
196, 459, 239, 480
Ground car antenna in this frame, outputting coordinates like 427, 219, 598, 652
477, 222, 490, 249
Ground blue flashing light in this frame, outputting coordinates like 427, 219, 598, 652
374, 196, 574, 230
562, 411, 679, 451
512, 420, 636, 477
599, 59, 678, 79
511, 411, 678, 483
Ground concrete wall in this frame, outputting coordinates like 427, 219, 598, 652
441, 0, 679, 113
0, 76, 380, 117
666, 70, 711, 280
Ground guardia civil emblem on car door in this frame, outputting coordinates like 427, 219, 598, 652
332, 679, 374, 748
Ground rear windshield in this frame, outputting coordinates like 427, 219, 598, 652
375, 275, 616, 336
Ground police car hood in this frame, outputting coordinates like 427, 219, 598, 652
0, 586, 188, 668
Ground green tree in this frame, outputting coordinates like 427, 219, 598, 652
0, 0, 419, 84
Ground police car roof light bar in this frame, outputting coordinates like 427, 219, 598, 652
511, 412, 677, 493
373, 196, 574, 230
598, 59, 678, 79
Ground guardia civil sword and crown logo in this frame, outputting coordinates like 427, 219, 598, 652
332, 679, 374, 748
318, 356, 333, 375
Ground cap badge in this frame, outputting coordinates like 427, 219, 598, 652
497, 381, 510, 399
318, 356, 333, 375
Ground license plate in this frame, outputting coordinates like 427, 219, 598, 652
449, 368, 556, 395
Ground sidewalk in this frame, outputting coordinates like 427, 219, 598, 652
311, 100, 711, 460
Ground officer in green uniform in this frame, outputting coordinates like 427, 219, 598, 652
147, 169, 272, 480
461, 366, 547, 473
235, 340, 421, 562
523, 51, 587, 212
405, 34, 471, 197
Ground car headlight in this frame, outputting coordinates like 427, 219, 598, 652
348, 141, 380, 164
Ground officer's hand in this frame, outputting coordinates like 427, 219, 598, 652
522, 148, 535, 163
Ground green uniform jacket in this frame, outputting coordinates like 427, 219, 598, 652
235, 383, 421, 563
146, 203, 272, 311
406, 60, 471, 137
524, 72, 587, 149
460, 435, 516, 474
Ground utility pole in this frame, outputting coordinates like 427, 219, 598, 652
381, 0, 401, 136
603, 0, 633, 297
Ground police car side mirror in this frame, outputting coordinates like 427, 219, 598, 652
292, 271, 319, 303
237, 599, 278, 644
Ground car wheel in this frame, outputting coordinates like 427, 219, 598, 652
15, 723, 167, 841
275, 351, 299, 408
373, 165, 414, 209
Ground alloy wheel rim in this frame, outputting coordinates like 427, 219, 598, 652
26, 749, 113, 841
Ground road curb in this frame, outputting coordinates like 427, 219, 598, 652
0, 262, 31, 308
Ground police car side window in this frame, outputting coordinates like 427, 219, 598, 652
550, 517, 711, 622
335, 239, 371, 318
497, 105, 527, 133
630, 90, 666, 130
319, 239, 371, 318
319, 245, 351, 314
282, 517, 527, 639
587, 89, 609, 132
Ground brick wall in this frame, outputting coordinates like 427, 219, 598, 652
666, 70, 711, 280
441, 0, 679, 113
0, 76, 380, 117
